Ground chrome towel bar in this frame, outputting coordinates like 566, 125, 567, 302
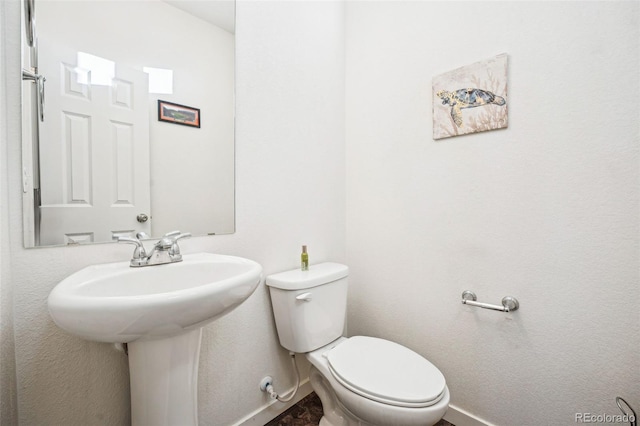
461, 290, 519, 312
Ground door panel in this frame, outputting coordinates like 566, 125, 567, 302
39, 41, 151, 245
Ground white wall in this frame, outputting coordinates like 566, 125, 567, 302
4, 0, 638, 425
1, 0, 344, 424
345, 2, 639, 425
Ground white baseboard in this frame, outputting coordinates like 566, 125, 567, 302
233, 380, 313, 426
443, 404, 495, 426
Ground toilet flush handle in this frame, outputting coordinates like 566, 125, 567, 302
296, 292, 313, 302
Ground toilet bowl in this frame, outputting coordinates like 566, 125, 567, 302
266, 263, 449, 426
307, 337, 450, 426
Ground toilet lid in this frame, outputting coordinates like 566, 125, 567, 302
327, 336, 446, 408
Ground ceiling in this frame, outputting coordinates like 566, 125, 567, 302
163, 0, 235, 34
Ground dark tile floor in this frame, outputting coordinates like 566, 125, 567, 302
264, 392, 454, 426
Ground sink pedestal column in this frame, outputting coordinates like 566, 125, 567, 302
128, 328, 203, 426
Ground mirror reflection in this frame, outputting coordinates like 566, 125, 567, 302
21, 0, 235, 247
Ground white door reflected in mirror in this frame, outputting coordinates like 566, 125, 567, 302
21, 0, 235, 247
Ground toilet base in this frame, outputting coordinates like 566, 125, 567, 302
311, 366, 366, 426
309, 364, 449, 426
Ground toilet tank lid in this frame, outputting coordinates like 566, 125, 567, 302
265, 262, 348, 290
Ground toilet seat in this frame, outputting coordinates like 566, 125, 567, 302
327, 336, 446, 408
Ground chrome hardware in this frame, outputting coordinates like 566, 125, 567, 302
136, 213, 149, 223
22, 69, 37, 81
118, 231, 191, 267
461, 290, 519, 312
24, 0, 35, 47
22, 68, 46, 122
295, 292, 313, 302
117, 236, 148, 267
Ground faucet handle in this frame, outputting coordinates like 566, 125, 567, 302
169, 232, 191, 257
153, 231, 180, 249
161, 230, 181, 239
118, 236, 147, 265
153, 231, 183, 250
173, 232, 191, 242
118, 235, 142, 247
159, 231, 191, 245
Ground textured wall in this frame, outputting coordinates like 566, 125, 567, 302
5, 1, 639, 425
345, 2, 639, 425
1, 0, 345, 424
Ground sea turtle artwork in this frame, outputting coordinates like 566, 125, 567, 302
436, 88, 506, 128
432, 54, 508, 140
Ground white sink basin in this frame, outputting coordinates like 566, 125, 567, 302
48, 252, 263, 343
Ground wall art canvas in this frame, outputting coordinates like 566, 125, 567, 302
432, 53, 508, 140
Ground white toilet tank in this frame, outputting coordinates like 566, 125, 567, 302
266, 263, 348, 353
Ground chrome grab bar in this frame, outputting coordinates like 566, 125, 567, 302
461, 290, 519, 312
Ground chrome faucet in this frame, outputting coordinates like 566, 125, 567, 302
118, 231, 191, 267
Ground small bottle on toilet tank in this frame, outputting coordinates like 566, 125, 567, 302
301, 245, 309, 271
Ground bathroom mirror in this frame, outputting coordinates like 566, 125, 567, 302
21, 0, 235, 247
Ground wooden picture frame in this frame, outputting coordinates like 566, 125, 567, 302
158, 100, 201, 128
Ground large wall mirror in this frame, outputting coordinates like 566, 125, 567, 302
21, 0, 235, 248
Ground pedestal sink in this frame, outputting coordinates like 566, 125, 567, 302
48, 252, 262, 426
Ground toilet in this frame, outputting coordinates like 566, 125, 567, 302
266, 263, 449, 426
